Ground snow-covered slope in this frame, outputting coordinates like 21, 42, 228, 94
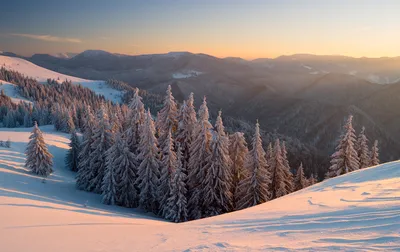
0, 55, 123, 103
0, 80, 31, 104
0, 127, 399, 251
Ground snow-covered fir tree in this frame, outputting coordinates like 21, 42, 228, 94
115, 135, 140, 208
187, 97, 213, 219
101, 134, 122, 205
370, 140, 380, 166
25, 122, 53, 176
164, 145, 188, 223
356, 127, 370, 169
87, 105, 115, 193
157, 85, 178, 151
65, 130, 81, 172
307, 174, 317, 186
136, 109, 161, 213
76, 106, 97, 190
270, 139, 290, 199
5, 138, 11, 148
159, 130, 178, 217
326, 115, 360, 178
294, 163, 307, 191
281, 141, 294, 194
202, 111, 233, 216
236, 121, 271, 210
229, 132, 248, 208
176, 93, 197, 174
125, 88, 145, 154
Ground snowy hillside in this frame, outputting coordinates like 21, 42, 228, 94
0, 80, 31, 104
0, 55, 123, 102
0, 127, 399, 251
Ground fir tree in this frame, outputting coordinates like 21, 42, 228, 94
65, 130, 81, 172
25, 122, 53, 176
202, 111, 233, 216
357, 127, 370, 169
326, 115, 360, 178
236, 121, 271, 210
307, 174, 317, 186
294, 163, 307, 191
87, 105, 115, 193
164, 146, 188, 223
281, 141, 294, 193
157, 85, 178, 151
136, 109, 161, 213
229, 132, 248, 209
101, 134, 121, 205
270, 139, 290, 199
187, 97, 213, 219
76, 107, 96, 190
176, 93, 197, 174
370, 140, 380, 166
116, 135, 140, 208
5, 138, 11, 148
159, 130, 178, 217
125, 88, 145, 154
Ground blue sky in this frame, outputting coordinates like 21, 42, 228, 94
1, 0, 400, 58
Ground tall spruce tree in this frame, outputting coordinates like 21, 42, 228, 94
187, 97, 213, 219
294, 163, 307, 191
236, 121, 271, 210
270, 139, 290, 199
281, 141, 294, 193
202, 111, 233, 216
370, 140, 380, 166
176, 93, 197, 174
25, 122, 53, 176
357, 127, 370, 169
159, 130, 178, 217
229, 132, 249, 209
326, 115, 360, 178
115, 135, 140, 208
76, 107, 96, 190
164, 146, 188, 223
136, 109, 161, 213
125, 88, 145, 154
87, 105, 115, 193
65, 130, 81, 172
157, 85, 178, 149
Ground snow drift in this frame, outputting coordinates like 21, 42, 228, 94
0, 127, 399, 251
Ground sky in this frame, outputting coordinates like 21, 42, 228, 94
0, 0, 400, 59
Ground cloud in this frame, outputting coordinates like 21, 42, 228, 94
11, 33, 82, 43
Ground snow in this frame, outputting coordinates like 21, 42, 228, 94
0, 55, 123, 103
0, 127, 399, 251
0, 80, 32, 104
172, 70, 202, 79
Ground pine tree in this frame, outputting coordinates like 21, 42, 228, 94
229, 132, 248, 209
5, 138, 11, 148
176, 93, 197, 174
294, 163, 307, 191
270, 139, 290, 199
202, 111, 233, 216
157, 85, 178, 155
87, 105, 115, 193
136, 109, 161, 213
76, 107, 96, 190
164, 146, 188, 223
116, 136, 140, 208
159, 130, 178, 217
187, 97, 213, 219
307, 174, 317, 186
125, 88, 145, 154
101, 135, 121, 205
370, 140, 380, 166
326, 115, 360, 178
357, 127, 370, 169
25, 122, 53, 176
281, 141, 294, 193
236, 121, 271, 210
65, 130, 81, 172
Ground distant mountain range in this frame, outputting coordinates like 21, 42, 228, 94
2, 50, 400, 175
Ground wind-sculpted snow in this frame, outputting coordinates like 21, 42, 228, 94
0, 127, 399, 251
0, 55, 123, 103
